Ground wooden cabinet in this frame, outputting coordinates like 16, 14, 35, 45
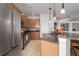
41, 40, 59, 56
28, 32, 40, 40
27, 19, 40, 40
28, 19, 40, 27
21, 15, 29, 27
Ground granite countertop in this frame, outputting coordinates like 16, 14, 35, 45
41, 32, 79, 43
21, 29, 40, 33
41, 34, 58, 44
58, 33, 79, 40
21, 27, 40, 32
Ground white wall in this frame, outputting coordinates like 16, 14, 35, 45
40, 14, 49, 38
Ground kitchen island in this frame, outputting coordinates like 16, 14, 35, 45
41, 34, 59, 56
58, 33, 79, 56
40, 32, 79, 56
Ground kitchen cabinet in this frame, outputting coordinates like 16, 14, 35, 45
21, 15, 29, 27
28, 19, 40, 27
28, 32, 40, 40
27, 19, 40, 40
41, 40, 59, 56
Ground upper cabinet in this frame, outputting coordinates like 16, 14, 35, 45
28, 19, 40, 28
21, 15, 29, 27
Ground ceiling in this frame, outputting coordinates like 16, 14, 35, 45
15, 3, 79, 21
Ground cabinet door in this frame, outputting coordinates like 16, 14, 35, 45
41, 40, 59, 56
29, 32, 40, 40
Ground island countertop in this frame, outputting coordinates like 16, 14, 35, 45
41, 33, 58, 44
58, 32, 79, 39
41, 34, 59, 56
41, 32, 79, 43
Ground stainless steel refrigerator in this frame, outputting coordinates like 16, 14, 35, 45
0, 4, 21, 55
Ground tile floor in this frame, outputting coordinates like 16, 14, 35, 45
6, 40, 41, 56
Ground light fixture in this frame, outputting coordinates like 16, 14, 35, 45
48, 8, 52, 23
49, 4, 57, 23
53, 3, 56, 20
60, 3, 66, 14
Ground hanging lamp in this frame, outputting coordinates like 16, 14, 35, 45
53, 3, 56, 20
60, 3, 66, 14
48, 8, 52, 24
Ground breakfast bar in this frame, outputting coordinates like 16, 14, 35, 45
58, 33, 79, 56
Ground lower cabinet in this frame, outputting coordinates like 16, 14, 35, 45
41, 40, 59, 56
28, 32, 40, 40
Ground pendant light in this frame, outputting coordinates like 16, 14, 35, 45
60, 3, 66, 14
53, 3, 56, 20
48, 7, 52, 24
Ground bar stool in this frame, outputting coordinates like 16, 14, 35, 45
71, 40, 79, 56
